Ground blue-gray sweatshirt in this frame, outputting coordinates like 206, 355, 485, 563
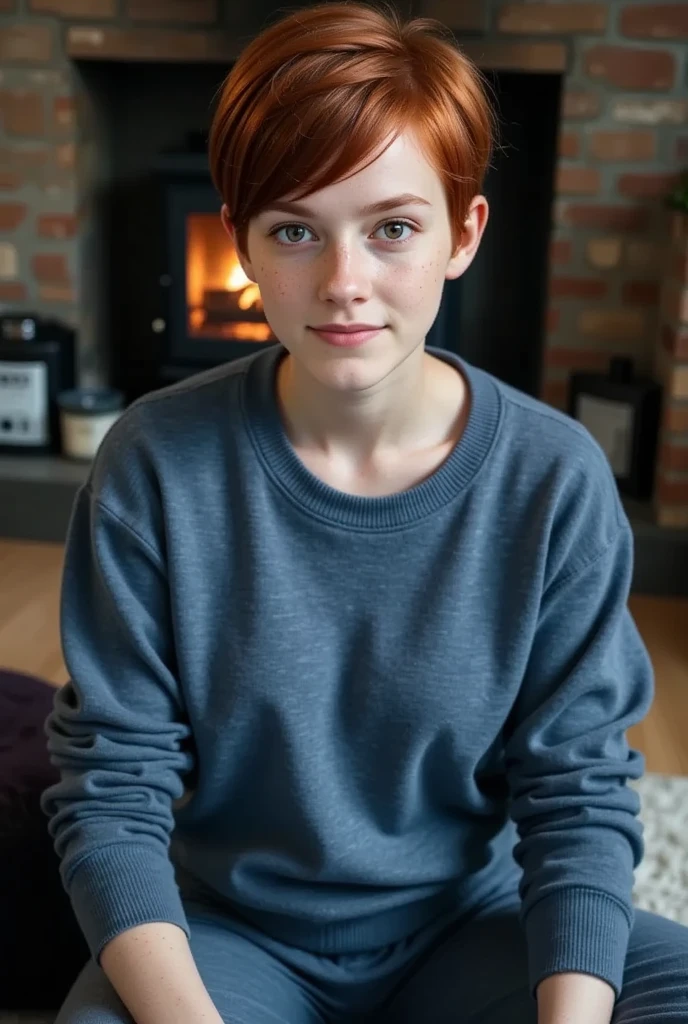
41, 343, 654, 999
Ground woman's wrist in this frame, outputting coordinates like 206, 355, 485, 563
536, 971, 616, 1024
100, 921, 222, 1024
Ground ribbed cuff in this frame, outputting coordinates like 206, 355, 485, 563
525, 888, 632, 999
67, 844, 190, 963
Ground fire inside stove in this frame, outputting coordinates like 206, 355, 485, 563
186, 213, 273, 342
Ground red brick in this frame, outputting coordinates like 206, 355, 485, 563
612, 98, 688, 124
617, 172, 680, 198
498, 3, 607, 33
662, 325, 688, 359
30, 0, 115, 15
417, 1, 487, 31
587, 238, 623, 268
460, 41, 566, 72
556, 167, 601, 195
0, 25, 53, 63
66, 26, 241, 62
0, 91, 44, 137
661, 443, 688, 472
677, 326, 688, 358
590, 131, 656, 161
622, 280, 661, 305
32, 252, 70, 285
665, 404, 688, 431
579, 308, 646, 339
656, 477, 688, 505
550, 277, 608, 299
562, 92, 602, 120
546, 307, 561, 333
585, 45, 675, 90
54, 97, 77, 133
39, 284, 76, 303
0, 202, 27, 231
541, 378, 569, 409
0, 0, 17, 10
674, 250, 688, 285
673, 367, 688, 399
620, 5, 688, 39
55, 143, 76, 170
662, 281, 688, 325
0, 172, 20, 190
550, 239, 572, 265
545, 348, 610, 370
37, 213, 79, 239
127, 0, 217, 22
655, 505, 688, 527
558, 132, 580, 158
0, 146, 61, 190
671, 211, 688, 244
626, 240, 662, 268
0, 281, 26, 301
560, 204, 649, 231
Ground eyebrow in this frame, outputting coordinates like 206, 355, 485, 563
261, 193, 433, 218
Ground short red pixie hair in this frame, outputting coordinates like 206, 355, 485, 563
209, 1, 494, 258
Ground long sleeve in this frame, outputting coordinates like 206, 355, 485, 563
504, 517, 654, 999
41, 484, 195, 963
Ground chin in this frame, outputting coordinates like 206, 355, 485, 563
313, 352, 404, 393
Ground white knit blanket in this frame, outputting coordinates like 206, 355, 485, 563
630, 771, 688, 924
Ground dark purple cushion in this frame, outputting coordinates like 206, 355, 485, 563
0, 669, 61, 834
0, 670, 89, 1009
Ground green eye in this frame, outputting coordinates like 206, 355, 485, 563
269, 219, 417, 246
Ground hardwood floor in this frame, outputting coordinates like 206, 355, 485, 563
1, 539, 688, 775
0, 540, 66, 686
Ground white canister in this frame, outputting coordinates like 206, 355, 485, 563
57, 388, 125, 461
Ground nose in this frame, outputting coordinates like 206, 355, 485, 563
317, 243, 373, 306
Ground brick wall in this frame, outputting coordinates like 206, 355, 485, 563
655, 209, 688, 526
0, 0, 687, 515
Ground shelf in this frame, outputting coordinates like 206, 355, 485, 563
0, 454, 89, 544
0, 454, 90, 486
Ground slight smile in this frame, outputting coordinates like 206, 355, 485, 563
308, 326, 386, 348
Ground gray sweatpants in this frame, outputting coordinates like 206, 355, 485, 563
56, 892, 688, 1023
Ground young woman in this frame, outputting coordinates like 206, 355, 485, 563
42, 3, 688, 1023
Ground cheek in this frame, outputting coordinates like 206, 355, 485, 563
386, 260, 445, 308
277, 270, 303, 301
256, 264, 299, 306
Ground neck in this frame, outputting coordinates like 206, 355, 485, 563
275, 344, 466, 470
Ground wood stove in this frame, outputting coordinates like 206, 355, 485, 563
155, 144, 277, 385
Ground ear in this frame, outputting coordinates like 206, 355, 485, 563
221, 204, 257, 283
445, 195, 489, 281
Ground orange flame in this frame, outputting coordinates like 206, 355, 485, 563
225, 261, 261, 310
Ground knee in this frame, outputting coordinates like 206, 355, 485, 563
54, 961, 132, 1024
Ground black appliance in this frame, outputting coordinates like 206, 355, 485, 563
0, 314, 76, 455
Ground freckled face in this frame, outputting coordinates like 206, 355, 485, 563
228, 129, 467, 393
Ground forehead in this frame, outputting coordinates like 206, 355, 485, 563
279, 129, 445, 213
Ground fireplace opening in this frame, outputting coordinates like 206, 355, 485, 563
76, 59, 561, 403
185, 213, 271, 343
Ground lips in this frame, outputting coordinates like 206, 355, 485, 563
309, 326, 384, 348
310, 324, 383, 333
